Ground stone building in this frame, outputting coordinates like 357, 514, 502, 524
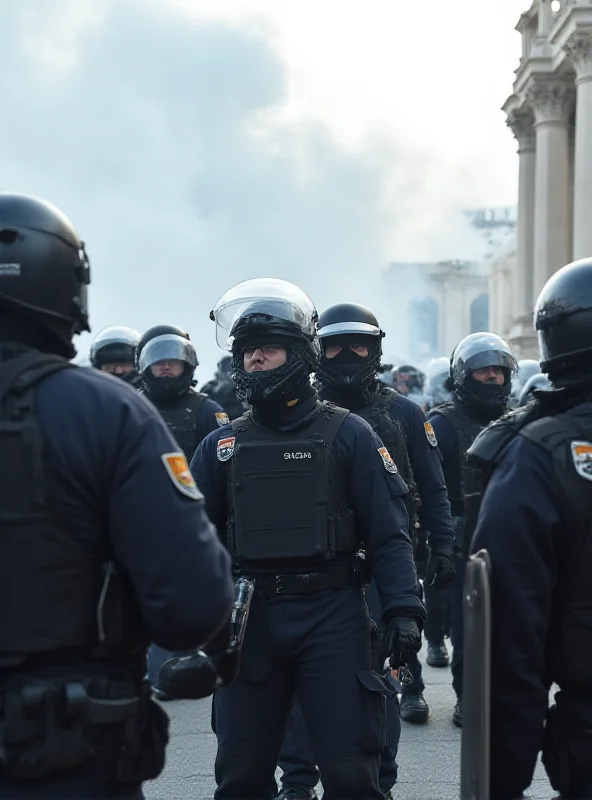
381, 208, 515, 365
497, 0, 592, 357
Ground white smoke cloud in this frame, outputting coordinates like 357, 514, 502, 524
0, 0, 517, 377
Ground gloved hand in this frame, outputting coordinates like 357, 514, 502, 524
425, 548, 456, 588
381, 616, 422, 670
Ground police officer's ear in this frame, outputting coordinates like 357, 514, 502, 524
444, 376, 454, 392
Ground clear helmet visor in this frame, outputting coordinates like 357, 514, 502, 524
452, 332, 517, 379
210, 278, 317, 350
91, 325, 140, 351
138, 334, 197, 373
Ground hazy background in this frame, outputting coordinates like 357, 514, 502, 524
1, 0, 525, 378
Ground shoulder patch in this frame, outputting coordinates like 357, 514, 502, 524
215, 411, 230, 427
161, 453, 203, 500
424, 421, 438, 447
571, 441, 592, 482
217, 436, 236, 462
378, 446, 398, 474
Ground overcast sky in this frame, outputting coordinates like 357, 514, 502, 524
2, 0, 528, 376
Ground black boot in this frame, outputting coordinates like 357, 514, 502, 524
399, 691, 429, 724
453, 698, 462, 728
426, 641, 449, 668
275, 789, 318, 800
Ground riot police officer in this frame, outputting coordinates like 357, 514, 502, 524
192, 279, 426, 800
392, 364, 429, 410
137, 325, 229, 698
201, 355, 245, 420
137, 324, 229, 459
0, 193, 234, 799
275, 302, 455, 799
428, 332, 516, 728
89, 325, 142, 388
466, 258, 592, 799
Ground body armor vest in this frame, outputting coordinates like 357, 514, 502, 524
227, 402, 357, 571
469, 401, 592, 687
430, 401, 486, 516
353, 387, 420, 531
143, 389, 206, 460
0, 349, 146, 667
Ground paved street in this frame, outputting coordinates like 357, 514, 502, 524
145, 641, 553, 800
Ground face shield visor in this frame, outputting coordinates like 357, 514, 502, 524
138, 334, 198, 374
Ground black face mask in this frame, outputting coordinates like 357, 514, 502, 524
316, 337, 381, 404
455, 374, 511, 421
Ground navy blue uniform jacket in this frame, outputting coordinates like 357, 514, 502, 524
38, 366, 235, 653
389, 393, 455, 550
470, 435, 560, 799
191, 409, 426, 621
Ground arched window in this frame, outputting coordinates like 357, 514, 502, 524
470, 293, 489, 333
408, 297, 438, 361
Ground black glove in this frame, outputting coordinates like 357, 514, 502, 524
158, 651, 221, 700
381, 616, 422, 670
425, 548, 456, 588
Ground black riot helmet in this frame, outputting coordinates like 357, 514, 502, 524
210, 278, 320, 405
535, 257, 592, 381
90, 326, 140, 369
0, 193, 90, 357
137, 324, 198, 399
315, 303, 384, 403
450, 332, 517, 414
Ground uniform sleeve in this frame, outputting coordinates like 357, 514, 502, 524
107, 410, 235, 653
335, 418, 425, 621
428, 412, 461, 505
196, 397, 228, 442
190, 428, 230, 540
401, 402, 455, 551
470, 436, 560, 799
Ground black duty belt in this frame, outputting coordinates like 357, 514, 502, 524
254, 563, 360, 596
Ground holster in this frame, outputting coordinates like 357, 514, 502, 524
542, 703, 592, 798
0, 675, 169, 783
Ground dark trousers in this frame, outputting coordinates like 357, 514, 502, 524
450, 556, 467, 699
277, 581, 400, 795
424, 581, 451, 645
215, 586, 388, 799
0, 765, 143, 798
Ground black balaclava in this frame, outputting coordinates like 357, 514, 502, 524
316, 334, 381, 407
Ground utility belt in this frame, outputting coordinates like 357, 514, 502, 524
0, 673, 169, 782
252, 561, 362, 597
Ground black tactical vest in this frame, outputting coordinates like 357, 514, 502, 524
430, 401, 486, 516
0, 349, 147, 667
468, 402, 592, 686
353, 387, 420, 531
143, 389, 207, 461
226, 402, 357, 569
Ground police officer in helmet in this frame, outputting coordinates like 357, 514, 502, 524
137, 325, 229, 697
0, 193, 234, 799
467, 258, 592, 799
192, 279, 426, 800
137, 325, 228, 459
90, 325, 142, 388
275, 302, 455, 798
428, 331, 516, 728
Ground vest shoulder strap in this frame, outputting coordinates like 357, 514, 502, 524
0, 351, 75, 405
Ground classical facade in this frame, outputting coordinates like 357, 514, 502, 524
498, 0, 592, 357
382, 208, 514, 366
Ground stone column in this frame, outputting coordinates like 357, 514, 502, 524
526, 80, 574, 300
564, 32, 592, 260
506, 110, 536, 325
